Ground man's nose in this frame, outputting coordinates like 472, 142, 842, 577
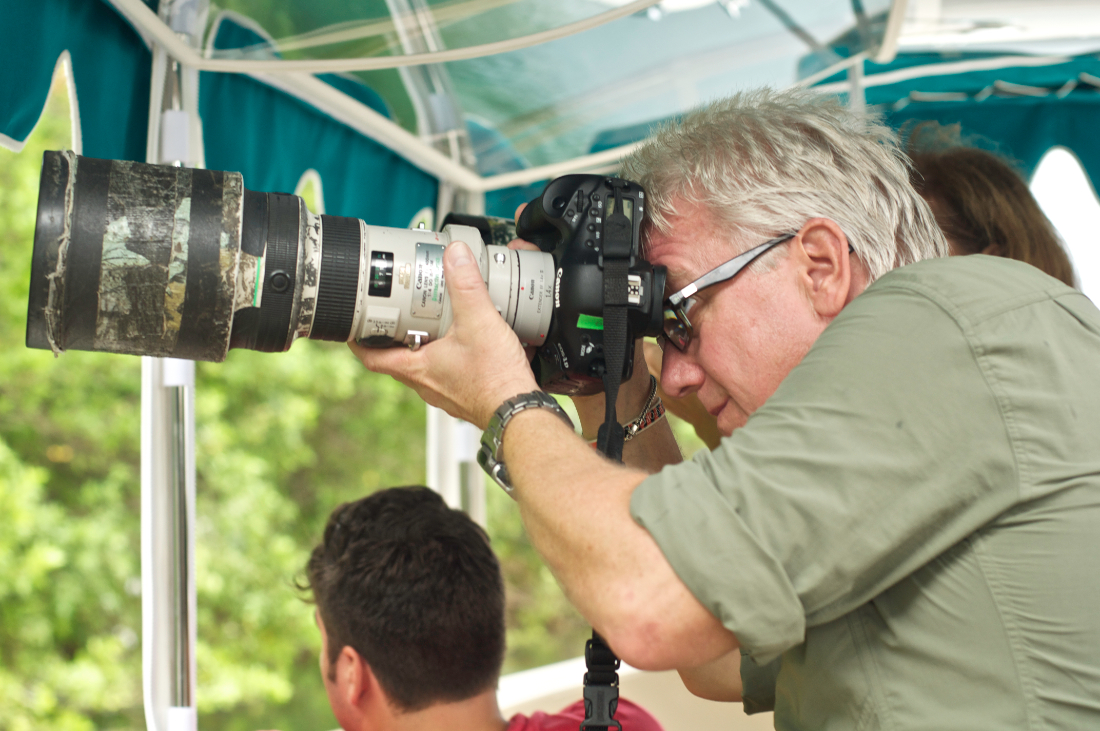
660, 344, 706, 399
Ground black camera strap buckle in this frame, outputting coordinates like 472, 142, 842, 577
602, 180, 634, 262
581, 633, 623, 731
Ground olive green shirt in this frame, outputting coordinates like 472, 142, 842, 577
631, 255, 1100, 729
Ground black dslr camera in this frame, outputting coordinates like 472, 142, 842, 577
447, 175, 666, 394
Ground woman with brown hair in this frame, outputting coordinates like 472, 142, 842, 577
906, 121, 1078, 287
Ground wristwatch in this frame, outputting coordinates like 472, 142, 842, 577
478, 391, 574, 494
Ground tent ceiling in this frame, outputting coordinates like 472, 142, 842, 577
10, 0, 1100, 218
195, 0, 896, 168
804, 0, 1100, 196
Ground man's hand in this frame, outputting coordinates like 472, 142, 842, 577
349, 241, 538, 428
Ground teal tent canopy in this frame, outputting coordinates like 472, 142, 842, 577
812, 52, 1100, 192
0, 0, 155, 161
2, 0, 900, 220
0, 0, 437, 226
5, 1, 1099, 217
200, 14, 437, 226
592, 51, 1100, 196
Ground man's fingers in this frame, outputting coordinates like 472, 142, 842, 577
348, 338, 419, 378
443, 241, 496, 320
508, 238, 539, 252
507, 203, 541, 251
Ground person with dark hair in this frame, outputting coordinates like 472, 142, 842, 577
301, 486, 664, 731
907, 120, 1078, 287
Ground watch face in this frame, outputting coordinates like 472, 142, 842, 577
492, 464, 514, 494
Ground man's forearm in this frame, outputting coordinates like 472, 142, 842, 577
501, 409, 737, 669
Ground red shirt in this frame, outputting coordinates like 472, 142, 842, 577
506, 699, 664, 731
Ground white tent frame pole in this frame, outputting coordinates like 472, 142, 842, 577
790, 0, 906, 92
188, 67, 641, 192
848, 59, 866, 112
108, 0, 651, 192
142, 3, 207, 731
247, 71, 483, 191
874, 0, 908, 64
141, 358, 197, 731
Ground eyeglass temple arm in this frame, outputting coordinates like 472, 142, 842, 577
667, 234, 795, 306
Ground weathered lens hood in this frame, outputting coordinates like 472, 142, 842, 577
27, 151, 245, 361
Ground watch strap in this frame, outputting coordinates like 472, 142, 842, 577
478, 391, 573, 494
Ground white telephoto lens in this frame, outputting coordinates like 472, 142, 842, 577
349, 223, 553, 350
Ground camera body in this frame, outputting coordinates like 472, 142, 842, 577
518, 175, 665, 395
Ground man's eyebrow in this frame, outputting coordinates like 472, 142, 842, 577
664, 266, 694, 293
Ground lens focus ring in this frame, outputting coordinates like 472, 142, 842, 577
311, 215, 361, 342
253, 193, 300, 352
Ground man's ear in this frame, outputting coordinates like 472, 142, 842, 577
793, 218, 852, 320
334, 645, 384, 713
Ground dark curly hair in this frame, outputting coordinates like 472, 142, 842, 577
305, 486, 505, 712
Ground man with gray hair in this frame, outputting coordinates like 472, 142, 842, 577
352, 88, 1100, 729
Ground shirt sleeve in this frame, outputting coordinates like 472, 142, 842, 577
740, 651, 781, 714
631, 282, 1020, 664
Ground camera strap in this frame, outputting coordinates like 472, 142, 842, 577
595, 182, 634, 462
582, 181, 633, 731
595, 275, 628, 461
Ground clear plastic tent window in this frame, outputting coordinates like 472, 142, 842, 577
205, 0, 894, 171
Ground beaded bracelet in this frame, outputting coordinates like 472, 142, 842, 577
623, 374, 663, 442
588, 375, 666, 445
623, 399, 666, 441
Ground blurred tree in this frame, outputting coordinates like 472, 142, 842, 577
0, 73, 427, 731
0, 74, 145, 731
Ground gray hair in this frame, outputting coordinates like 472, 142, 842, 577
620, 88, 949, 282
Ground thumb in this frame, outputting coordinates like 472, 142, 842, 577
443, 241, 494, 318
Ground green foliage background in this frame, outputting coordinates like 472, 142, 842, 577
0, 79, 597, 731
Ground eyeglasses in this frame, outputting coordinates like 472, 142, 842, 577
661, 233, 795, 351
